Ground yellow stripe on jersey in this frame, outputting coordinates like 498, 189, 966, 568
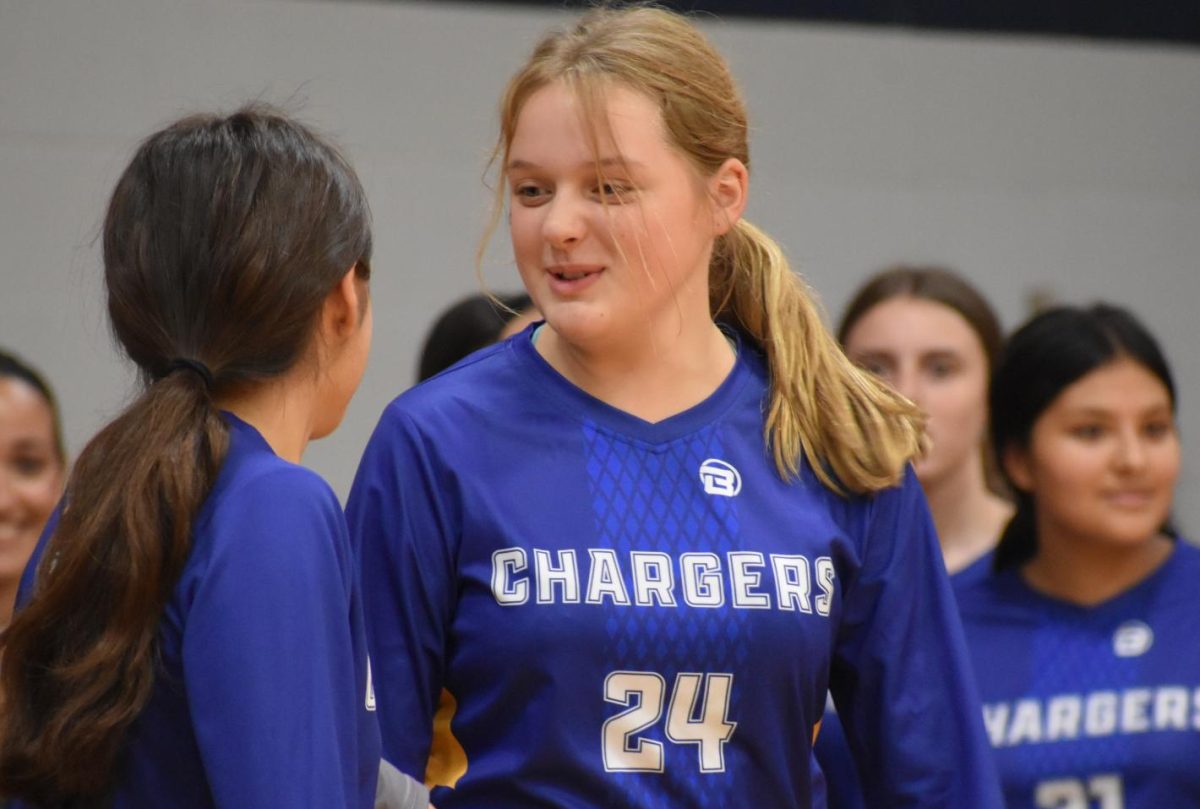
426, 688, 468, 789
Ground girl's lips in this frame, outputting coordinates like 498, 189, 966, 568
1102, 489, 1156, 508
546, 265, 604, 295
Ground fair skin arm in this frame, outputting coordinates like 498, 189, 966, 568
217, 267, 367, 462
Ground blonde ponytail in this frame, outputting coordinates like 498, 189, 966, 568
713, 220, 924, 493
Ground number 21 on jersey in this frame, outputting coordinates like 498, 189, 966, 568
602, 670, 737, 774
1036, 774, 1124, 809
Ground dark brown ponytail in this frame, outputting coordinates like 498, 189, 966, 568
0, 106, 371, 806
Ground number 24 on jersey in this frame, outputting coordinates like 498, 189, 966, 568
603, 670, 737, 774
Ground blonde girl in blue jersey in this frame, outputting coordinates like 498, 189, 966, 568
0, 108, 427, 809
957, 303, 1198, 807
351, 6, 1002, 807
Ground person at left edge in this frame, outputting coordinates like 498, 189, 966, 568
0, 107, 427, 809
0, 351, 66, 629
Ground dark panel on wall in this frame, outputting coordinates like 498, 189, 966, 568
449, 0, 1200, 47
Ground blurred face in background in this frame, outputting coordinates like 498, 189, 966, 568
1005, 356, 1179, 552
0, 377, 64, 587
843, 296, 991, 490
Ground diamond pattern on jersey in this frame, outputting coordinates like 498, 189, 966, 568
1019, 604, 1141, 777
582, 420, 749, 809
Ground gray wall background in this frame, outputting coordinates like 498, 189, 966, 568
2, 0, 1198, 530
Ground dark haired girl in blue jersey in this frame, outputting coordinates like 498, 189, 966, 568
956, 303, 1198, 807
0, 108, 426, 809
349, 7, 1002, 808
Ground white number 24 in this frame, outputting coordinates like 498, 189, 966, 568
602, 670, 737, 774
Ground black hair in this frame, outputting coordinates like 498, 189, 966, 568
0, 350, 65, 463
990, 303, 1176, 570
417, 293, 533, 382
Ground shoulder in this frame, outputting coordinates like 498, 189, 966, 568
817, 464, 927, 529
1154, 539, 1200, 595
398, 339, 519, 415
1169, 537, 1200, 567
370, 336, 538, 457
953, 565, 1026, 621
950, 551, 996, 590
198, 448, 345, 565
216, 452, 340, 518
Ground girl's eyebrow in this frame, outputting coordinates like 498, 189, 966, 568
507, 156, 647, 171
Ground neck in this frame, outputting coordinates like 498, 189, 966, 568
216, 370, 320, 463
923, 459, 1013, 574
1022, 531, 1173, 607
537, 318, 735, 424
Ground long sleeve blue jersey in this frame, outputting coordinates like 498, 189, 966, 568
347, 327, 1002, 808
16, 414, 381, 808
955, 542, 1200, 808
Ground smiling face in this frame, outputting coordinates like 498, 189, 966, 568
843, 296, 991, 489
0, 377, 64, 588
505, 81, 720, 352
1005, 356, 1179, 552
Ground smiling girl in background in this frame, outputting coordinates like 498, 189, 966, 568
349, 7, 1000, 808
957, 303, 1199, 807
0, 352, 65, 628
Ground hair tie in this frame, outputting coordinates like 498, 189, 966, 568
165, 358, 215, 390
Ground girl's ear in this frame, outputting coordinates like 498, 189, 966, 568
708, 157, 749, 237
321, 265, 367, 344
1002, 443, 1035, 493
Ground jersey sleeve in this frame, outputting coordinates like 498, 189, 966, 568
829, 467, 1003, 808
182, 467, 372, 809
346, 404, 460, 780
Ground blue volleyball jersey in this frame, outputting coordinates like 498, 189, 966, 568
813, 551, 999, 809
16, 414, 380, 809
348, 327, 1002, 809
955, 542, 1200, 808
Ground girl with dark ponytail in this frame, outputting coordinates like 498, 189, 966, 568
956, 303, 1199, 807
0, 107, 425, 808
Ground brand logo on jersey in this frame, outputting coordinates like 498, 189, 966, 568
699, 459, 741, 497
1113, 620, 1153, 657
